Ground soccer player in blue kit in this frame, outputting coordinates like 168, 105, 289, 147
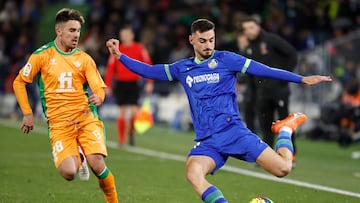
106, 19, 332, 202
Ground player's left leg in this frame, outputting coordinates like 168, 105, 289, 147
87, 154, 118, 203
78, 113, 119, 203
186, 155, 228, 203
275, 96, 298, 166
257, 112, 307, 177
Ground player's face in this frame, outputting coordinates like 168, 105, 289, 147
56, 20, 81, 52
189, 30, 215, 60
242, 21, 260, 40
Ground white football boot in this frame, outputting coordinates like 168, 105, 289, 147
78, 146, 90, 181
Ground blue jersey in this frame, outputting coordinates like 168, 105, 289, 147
119, 50, 302, 141
167, 51, 247, 140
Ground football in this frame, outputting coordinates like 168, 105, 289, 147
249, 196, 274, 203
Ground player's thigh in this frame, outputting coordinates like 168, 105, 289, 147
188, 141, 226, 174
78, 117, 107, 157
256, 146, 287, 174
49, 125, 80, 168
186, 155, 216, 177
57, 155, 79, 176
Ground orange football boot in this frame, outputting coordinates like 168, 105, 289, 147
271, 112, 308, 134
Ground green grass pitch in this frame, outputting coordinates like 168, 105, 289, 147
0, 118, 359, 203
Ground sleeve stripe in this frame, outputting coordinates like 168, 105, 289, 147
164, 64, 173, 81
241, 58, 252, 73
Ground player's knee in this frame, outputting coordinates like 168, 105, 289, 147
186, 171, 198, 184
57, 162, 77, 180
87, 154, 105, 175
185, 166, 204, 185
274, 165, 292, 177
59, 169, 77, 181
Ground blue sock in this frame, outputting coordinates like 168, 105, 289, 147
275, 128, 294, 154
201, 186, 228, 203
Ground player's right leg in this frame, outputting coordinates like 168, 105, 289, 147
186, 155, 228, 203
50, 125, 81, 181
187, 139, 230, 203
57, 155, 80, 180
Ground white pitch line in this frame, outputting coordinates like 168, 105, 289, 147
1, 118, 359, 198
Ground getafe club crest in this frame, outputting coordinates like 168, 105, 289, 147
208, 59, 218, 69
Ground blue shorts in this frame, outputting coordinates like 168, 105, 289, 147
188, 124, 268, 174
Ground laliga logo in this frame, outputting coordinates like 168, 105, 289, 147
22, 63, 32, 77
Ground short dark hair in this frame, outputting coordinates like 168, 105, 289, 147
55, 8, 85, 25
238, 16, 259, 24
190, 19, 215, 34
119, 24, 133, 32
235, 16, 259, 34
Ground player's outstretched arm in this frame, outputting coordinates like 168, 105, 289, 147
245, 60, 332, 85
105, 39, 173, 81
301, 75, 332, 85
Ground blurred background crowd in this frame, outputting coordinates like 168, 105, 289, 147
1, 0, 360, 145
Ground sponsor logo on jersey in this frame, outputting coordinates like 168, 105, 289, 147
56, 72, 75, 92
22, 63, 32, 76
73, 61, 81, 67
50, 58, 57, 65
186, 73, 220, 88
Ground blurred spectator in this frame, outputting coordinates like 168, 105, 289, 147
338, 79, 360, 147
1, 0, 360, 127
0, 1, 19, 22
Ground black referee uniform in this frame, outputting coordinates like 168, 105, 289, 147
242, 30, 298, 153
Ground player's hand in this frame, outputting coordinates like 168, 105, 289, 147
106, 39, 121, 59
89, 94, 102, 106
21, 113, 34, 134
302, 75, 332, 85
